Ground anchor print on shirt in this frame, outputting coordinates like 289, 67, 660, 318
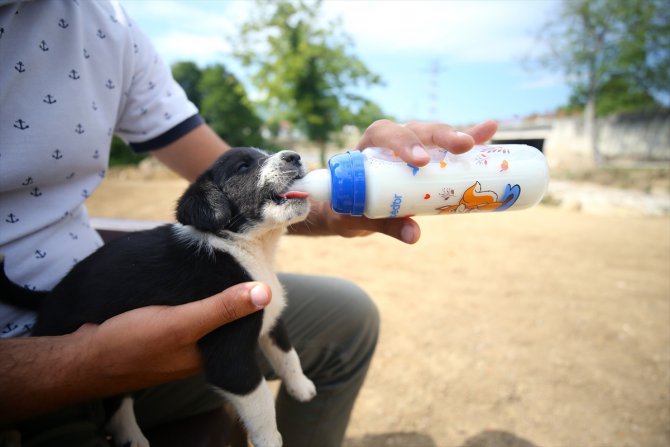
75, 124, 85, 134
30, 187, 43, 198
13, 119, 29, 130
14, 61, 26, 73
2, 323, 18, 335
5, 214, 19, 224
83, 48, 91, 59
22, 177, 34, 186
52, 149, 64, 160
69, 69, 80, 80
58, 18, 69, 29
43, 94, 57, 104
39, 40, 49, 51
35, 250, 47, 259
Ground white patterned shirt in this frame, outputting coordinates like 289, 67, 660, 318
0, 0, 202, 337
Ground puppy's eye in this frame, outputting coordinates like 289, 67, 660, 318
236, 162, 250, 173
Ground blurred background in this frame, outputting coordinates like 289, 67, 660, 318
93, 1, 669, 446
115, 0, 670, 173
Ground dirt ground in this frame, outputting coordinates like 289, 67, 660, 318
87, 172, 670, 447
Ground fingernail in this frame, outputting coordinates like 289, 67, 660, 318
250, 285, 270, 308
401, 224, 417, 244
412, 145, 429, 161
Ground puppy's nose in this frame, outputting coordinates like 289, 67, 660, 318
281, 152, 301, 166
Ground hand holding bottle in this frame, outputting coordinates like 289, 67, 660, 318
287, 120, 499, 244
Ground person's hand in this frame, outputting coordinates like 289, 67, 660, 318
79, 282, 272, 389
0, 282, 272, 422
355, 119, 498, 167
292, 119, 498, 244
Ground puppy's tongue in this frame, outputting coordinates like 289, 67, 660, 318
279, 191, 310, 199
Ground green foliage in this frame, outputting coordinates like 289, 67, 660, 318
232, 0, 384, 163
538, 0, 669, 115
172, 62, 265, 148
340, 99, 390, 132
171, 61, 202, 107
109, 136, 147, 166
561, 75, 661, 116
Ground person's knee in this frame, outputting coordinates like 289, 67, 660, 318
328, 278, 380, 364
278, 274, 380, 384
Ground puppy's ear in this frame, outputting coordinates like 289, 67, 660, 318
176, 177, 230, 232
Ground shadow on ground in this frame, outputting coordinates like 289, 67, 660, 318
345, 430, 539, 447
460, 430, 539, 447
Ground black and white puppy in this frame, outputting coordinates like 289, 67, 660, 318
1, 148, 316, 447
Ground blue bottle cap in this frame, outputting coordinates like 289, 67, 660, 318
328, 150, 366, 216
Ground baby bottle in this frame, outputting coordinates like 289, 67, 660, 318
291, 144, 549, 218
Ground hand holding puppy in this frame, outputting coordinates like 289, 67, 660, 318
0, 282, 271, 422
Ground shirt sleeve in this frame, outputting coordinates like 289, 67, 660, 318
114, 10, 202, 152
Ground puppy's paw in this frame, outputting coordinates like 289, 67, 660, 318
120, 438, 150, 447
285, 375, 317, 402
115, 429, 150, 447
249, 429, 282, 447
106, 398, 150, 447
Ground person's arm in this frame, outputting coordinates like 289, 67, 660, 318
0, 282, 271, 423
288, 119, 499, 243
150, 123, 231, 182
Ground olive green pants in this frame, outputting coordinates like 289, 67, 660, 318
5, 274, 380, 447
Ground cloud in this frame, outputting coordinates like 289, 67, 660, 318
122, 1, 251, 65
152, 32, 231, 66
322, 0, 561, 63
125, 0, 560, 65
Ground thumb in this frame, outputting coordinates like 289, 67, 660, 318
166, 282, 272, 340
381, 217, 422, 244
342, 216, 421, 244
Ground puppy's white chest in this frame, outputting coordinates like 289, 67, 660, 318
208, 233, 286, 336
240, 255, 286, 336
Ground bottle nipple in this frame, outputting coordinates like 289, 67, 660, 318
291, 169, 331, 202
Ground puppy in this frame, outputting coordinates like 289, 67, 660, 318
1, 148, 316, 447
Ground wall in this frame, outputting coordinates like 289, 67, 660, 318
543, 110, 670, 167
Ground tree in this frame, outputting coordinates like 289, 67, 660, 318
536, 0, 670, 164
171, 61, 202, 108
341, 99, 390, 133
172, 62, 265, 148
233, 0, 383, 165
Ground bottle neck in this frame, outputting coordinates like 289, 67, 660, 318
328, 150, 366, 216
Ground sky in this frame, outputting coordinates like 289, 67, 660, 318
122, 0, 571, 127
